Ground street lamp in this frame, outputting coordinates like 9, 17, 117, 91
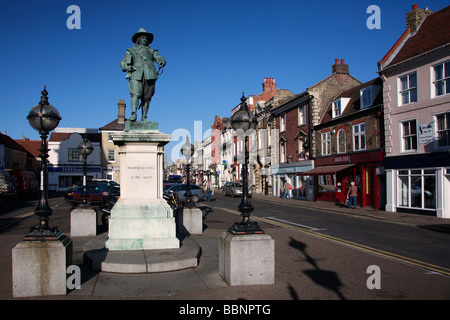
77, 138, 93, 206
229, 93, 264, 235
25, 86, 62, 240
180, 135, 195, 208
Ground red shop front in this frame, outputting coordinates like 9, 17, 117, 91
298, 150, 384, 209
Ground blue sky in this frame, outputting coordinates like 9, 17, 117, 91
1, 0, 448, 163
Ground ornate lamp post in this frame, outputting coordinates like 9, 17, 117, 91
229, 93, 264, 235
77, 138, 94, 206
180, 136, 195, 208
25, 86, 62, 240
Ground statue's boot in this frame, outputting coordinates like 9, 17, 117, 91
141, 101, 149, 121
130, 96, 139, 122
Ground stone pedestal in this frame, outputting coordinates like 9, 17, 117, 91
179, 207, 203, 235
12, 236, 72, 297
105, 122, 179, 250
70, 207, 97, 237
219, 232, 275, 286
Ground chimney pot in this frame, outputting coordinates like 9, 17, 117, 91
412, 4, 418, 10
335, 58, 339, 64
332, 59, 349, 74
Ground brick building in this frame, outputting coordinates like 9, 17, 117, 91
271, 59, 361, 199
306, 77, 385, 209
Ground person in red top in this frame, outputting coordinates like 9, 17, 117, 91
347, 181, 357, 209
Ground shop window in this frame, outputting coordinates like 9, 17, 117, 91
397, 169, 436, 210
318, 174, 335, 192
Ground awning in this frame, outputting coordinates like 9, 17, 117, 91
297, 163, 355, 176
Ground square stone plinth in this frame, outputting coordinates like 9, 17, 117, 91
12, 236, 73, 297
179, 207, 203, 235
219, 232, 275, 286
71, 207, 97, 237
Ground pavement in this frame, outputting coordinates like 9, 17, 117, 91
1, 191, 450, 304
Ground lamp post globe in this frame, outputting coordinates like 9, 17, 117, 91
229, 93, 263, 235
180, 136, 195, 208
27, 86, 61, 133
78, 138, 94, 206
231, 93, 257, 133
25, 86, 62, 241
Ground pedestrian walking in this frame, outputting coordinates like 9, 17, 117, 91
206, 179, 214, 202
347, 181, 357, 209
282, 181, 291, 199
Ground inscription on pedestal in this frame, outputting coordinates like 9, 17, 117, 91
128, 166, 154, 180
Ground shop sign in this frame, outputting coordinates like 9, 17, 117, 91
334, 155, 350, 163
418, 123, 433, 144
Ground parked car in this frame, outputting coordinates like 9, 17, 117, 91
65, 181, 120, 206
0, 170, 18, 204
166, 175, 183, 184
163, 183, 205, 203
222, 181, 252, 198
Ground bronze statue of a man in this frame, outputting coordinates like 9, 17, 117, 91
120, 28, 166, 121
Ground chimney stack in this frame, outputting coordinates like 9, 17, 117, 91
118, 99, 126, 124
262, 77, 276, 94
406, 4, 433, 33
332, 59, 349, 74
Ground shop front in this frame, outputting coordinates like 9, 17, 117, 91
48, 165, 102, 192
299, 150, 384, 209
271, 160, 314, 200
385, 152, 450, 218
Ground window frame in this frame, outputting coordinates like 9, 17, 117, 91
337, 128, 346, 154
361, 87, 372, 108
280, 114, 286, 132
352, 123, 366, 151
68, 148, 83, 162
436, 111, 450, 147
399, 72, 418, 105
401, 119, 418, 152
332, 99, 341, 118
107, 149, 116, 163
433, 60, 450, 97
321, 131, 331, 155
298, 105, 305, 126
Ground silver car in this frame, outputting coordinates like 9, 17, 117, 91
163, 184, 205, 203
222, 181, 252, 197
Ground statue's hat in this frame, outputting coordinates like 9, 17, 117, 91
131, 28, 154, 44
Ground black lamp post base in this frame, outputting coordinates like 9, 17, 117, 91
228, 220, 265, 235
23, 220, 64, 241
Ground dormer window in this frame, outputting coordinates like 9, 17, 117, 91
360, 85, 381, 108
332, 97, 350, 118
332, 100, 341, 117
361, 87, 372, 108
